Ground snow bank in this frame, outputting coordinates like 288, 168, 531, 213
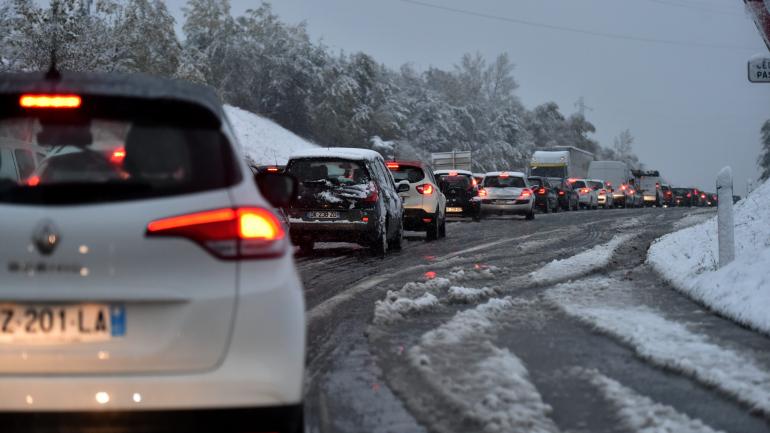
647, 179, 770, 335
448, 286, 497, 304
373, 292, 439, 325
546, 277, 770, 417
224, 105, 316, 165
530, 233, 636, 284
578, 368, 724, 433
419, 297, 517, 346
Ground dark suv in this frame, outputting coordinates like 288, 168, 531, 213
435, 169, 481, 221
528, 176, 559, 213
549, 177, 579, 211
285, 148, 404, 255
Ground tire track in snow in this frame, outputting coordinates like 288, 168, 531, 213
575, 368, 725, 433
545, 277, 770, 419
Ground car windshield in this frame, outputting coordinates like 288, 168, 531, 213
287, 159, 370, 186
571, 180, 588, 188
388, 165, 425, 183
484, 175, 526, 188
0, 117, 235, 204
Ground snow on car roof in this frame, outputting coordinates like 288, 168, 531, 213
435, 169, 473, 176
485, 171, 526, 178
289, 147, 384, 162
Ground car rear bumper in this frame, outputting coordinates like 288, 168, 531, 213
403, 208, 434, 230
480, 199, 532, 214
578, 195, 593, 204
289, 217, 373, 243
0, 404, 303, 433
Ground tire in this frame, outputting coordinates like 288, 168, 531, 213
525, 208, 535, 220
389, 220, 403, 250
298, 240, 314, 255
370, 223, 388, 256
426, 211, 440, 241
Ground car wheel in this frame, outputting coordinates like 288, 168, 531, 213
525, 208, 535, 220
298, 240, 314, 255
389, 220, 403, 250
371, 223, 388, 256
426, 211, 439, 241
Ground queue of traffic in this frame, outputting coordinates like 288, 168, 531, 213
252, 145, 722, 257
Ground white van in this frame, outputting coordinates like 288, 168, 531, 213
587, 161, 632, 207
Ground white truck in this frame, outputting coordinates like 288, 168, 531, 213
528, 146, 594, 180
632, 169, 665, 207
431, 150, 472, 172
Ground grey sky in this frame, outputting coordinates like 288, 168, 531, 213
166, 0, 770, 194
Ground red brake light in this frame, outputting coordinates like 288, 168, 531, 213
558, 190, 565, 196
538, 188, 546, 194
701, 193, 706, 198
606, 182, 612, 186
449, 170, 458, 176
416, 184, 433, 195
386, 162, 399, 169
686, 193, 691, 198
110, 147, 126, 164
20, 94, 81, 109
499, 172, 510, 178
478, 188, 488, 197
471, 178, 478, 187
620, 185, 627, 191
580, 188, 590, 194
568, 178, 578, 183
146, 207, 286, 259
519, 189, 532, 199
266, 166, 279, 172
27, 175, 40, 187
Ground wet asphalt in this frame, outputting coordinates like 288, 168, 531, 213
295, 206, 770, 433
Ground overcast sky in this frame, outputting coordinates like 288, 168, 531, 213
166, 0, 770, 194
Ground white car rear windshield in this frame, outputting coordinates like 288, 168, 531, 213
0, 117, 237, 205
484, 176, 526, 188
388, 165, 425, 183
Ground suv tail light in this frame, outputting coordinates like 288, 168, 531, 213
558, 190, 565, 196
478, 188, 488, 197
537, 188, 546, 195
519, 189, 532, 199
146, 207, 287, 259
416, 184, 434, 195
364, 182, 379, 203
580, 188, 590, 194
20, 93, 82, 109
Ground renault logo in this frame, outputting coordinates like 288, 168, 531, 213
32, 220, 60, 256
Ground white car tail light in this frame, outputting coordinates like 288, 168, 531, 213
146, 207, 287, 259
416, 184, 434, 195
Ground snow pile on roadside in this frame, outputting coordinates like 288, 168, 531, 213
419, 297, 516, 346
224, 105, 316, 165
546, 278, 770, 417
647, 179, 770, 335
577, 368, 724, 433
530, 233, 636, 284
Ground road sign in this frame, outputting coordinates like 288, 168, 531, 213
749, 54, 770, 83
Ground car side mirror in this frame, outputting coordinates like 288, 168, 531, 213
255, 172, 297, 208
397, 181, 410, 193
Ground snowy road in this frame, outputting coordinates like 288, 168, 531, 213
296, 207, 770, 433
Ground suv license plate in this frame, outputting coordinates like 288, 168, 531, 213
446, 207, 463, 213
0, 304, 125, 343
308, 211, 340, 219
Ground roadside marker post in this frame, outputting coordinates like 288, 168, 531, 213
716, 167, 735, 268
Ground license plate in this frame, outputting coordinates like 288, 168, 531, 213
307, 211, 340, 219
446, 207, 463, 213
495, 200, 515, 205
0, 304, 125, 343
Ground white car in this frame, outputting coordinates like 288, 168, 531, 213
478, 171, 535, 220
0, 72, 305, 433
388, 160, 446, 240
586, 179, 613, 209
570, 178, 599, 210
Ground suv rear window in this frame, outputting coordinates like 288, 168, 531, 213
0, 117, 237, 205
527, 178, 544, 187
388, 165, 424, 183
484, 175, 526, 188
287, 159, 370, 186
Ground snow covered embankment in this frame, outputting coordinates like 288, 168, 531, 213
647, 179, 770, 335
224, 105, 316, 165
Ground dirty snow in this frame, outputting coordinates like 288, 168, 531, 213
224, 105, 316, 165
546, 277, 770, 417
448, 286, 497, 304
578, 368, 724, 433
373, 292, 439, 325
530, 233, 636, 284
648, 179, 770, 335
409, 296, 557, 433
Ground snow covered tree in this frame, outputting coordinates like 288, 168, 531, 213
758, 119, 770, 181
113, 0, 180, 75
612, 129, 640, 169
